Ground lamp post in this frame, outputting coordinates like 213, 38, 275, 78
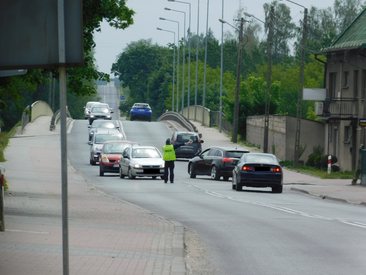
219, 18, 245, 143
219, 0, 224, 132
244, 7, 274, 153
194, 0, 200, 120
159, 17, 180, 112
165, 7, 186, 113
281, 0, 308, 165
157, 27, 176, 112
168, 0, 192, 118
202, 0, 209, 124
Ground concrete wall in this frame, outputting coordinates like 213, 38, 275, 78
247, 115, 325, 162
31, 100, 53, 122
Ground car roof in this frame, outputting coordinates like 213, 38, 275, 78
175, 131, 198, 135
207, 146, 249, 152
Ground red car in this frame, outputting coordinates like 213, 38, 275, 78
99, 140, 137, 176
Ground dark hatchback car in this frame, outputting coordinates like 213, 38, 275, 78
188, 147, 249, 181
129, 103, 152, 121
171, 131, 203, 159
232, 152, 283, 193
88, 105, 113, 125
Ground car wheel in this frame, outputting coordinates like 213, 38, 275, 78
130, 117, 134, 121
119, 167, 125, 179
90, 159, 96, 165
152, 176, 157, 179
210, 166, 220, 180
99, 166, 104, 176
223, 176, 229, 181
272, 185, 283, 193
232, 174, 236, 190
188, 163, 196, 178
235, 183, 242, 191
128, 168, 135, 179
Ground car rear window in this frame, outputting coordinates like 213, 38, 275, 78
132, 148, 160, 158
133, 103, 150, 109
226, 151, 246, 158
245, 154, 277, 164
176, 133, 198, 143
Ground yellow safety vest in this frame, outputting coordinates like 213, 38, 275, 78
162, 144, 176, 161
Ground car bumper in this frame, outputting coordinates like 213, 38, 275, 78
131, 167, 164, 177
238, 173, 282, 187
100, 162, 120, 173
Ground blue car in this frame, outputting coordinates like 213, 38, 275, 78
130, 103, 152, 121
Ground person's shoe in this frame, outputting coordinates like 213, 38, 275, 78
164, 181, 168, 184
170, 181, 174, 184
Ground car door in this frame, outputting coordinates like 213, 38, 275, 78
202, 148, 218, 174
121, 147, 131, 175
194, 149, 210, 174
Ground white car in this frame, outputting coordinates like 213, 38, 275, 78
84, 101, 100, 119
89, 130, 124, 165
119, 145, 164, 179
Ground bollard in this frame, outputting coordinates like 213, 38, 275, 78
327, 155, 332, 174
0, 167, 4, 231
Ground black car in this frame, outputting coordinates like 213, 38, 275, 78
188, 147, 249, 181
232, 152, 283, 193
171, 131, 203, 158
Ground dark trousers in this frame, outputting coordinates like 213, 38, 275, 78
164, 161, 175, 183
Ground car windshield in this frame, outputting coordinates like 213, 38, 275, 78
91, 107, 109, 113
177, 133, 198, 143
245, 154, 276, 164
132, 148, 160, 158
226, 151, 246, 158
103, 143, 129, 154
91, 121, 115, 128
95, 134, 122, 144
133, 103, 150, 109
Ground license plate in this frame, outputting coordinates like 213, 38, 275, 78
113, 163, 119, 168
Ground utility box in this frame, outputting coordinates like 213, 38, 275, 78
360, 149, 366, 185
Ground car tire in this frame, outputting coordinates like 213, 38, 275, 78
188, 164, 196, 178
119, 167, 125, 179
211, 166, 220, 180
128, 168, 135, 179
235, 183, 242, 191
99, 167, 104, 176
232, 174, 236, 190
223, 176, 229, 181
272, 185, 283, 193
152, 176, 157, 179
90, 159, 96, 165
130, 117, 134, 121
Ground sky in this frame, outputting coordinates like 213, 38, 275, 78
94, 0, 336, 75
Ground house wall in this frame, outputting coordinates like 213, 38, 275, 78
246, 115, 325, 163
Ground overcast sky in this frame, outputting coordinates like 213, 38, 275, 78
94, 0, 336, 74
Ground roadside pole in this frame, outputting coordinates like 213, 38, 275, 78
0, 167, 4, 231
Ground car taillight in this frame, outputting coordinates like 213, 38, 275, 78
222, 157, 233, 163
242, 165, 254, 171
271, 166, 281, 173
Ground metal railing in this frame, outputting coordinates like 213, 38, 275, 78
324, 98, 359, 117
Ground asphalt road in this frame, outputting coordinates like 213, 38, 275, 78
66, 83, 366, 274
67, 120, 366, 275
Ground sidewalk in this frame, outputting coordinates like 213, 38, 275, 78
0, 116, 185, 275
191, 121, 366, 206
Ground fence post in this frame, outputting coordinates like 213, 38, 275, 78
0, 166, 5, 231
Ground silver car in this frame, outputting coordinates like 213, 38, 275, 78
119, 145, 164, 179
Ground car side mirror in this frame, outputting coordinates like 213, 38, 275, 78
200, 140, 204, 143
88, 141, 92, 145
88, 125, 91, 128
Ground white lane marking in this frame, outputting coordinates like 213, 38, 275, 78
6, 229, 49, 234
189, 183, 365, 230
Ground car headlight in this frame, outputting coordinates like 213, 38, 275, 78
159, 164, 164, 168
101, 155, 109, 163
133, 163, 141, 168
90, 114, 95, 118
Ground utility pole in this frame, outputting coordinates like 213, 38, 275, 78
264, 5, 274, 153
294, 7, 308, 165
232, 17, 244, 143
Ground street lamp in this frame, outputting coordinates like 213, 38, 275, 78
165, 7, 186, 113
194, 0, 200, 120
219, 18, 245, 143
202, 0, 210, 123
219, 0, 224, 132
168, 0, 192, 119
159, 17, 180, 112
281, 0, 308, 165
157, 27, 176, 112
244, 7, 274, 153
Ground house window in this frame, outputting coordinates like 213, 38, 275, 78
343, 71, 349, 88
354, 70, 359, 98
344, 125, 351, 144
329, 72, 337, 98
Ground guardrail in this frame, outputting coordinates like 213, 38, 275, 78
50, 107, 72, 131
158, 111, 198, 132
0, 165, 5, 231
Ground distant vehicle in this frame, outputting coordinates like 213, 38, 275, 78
88, 105, 113, 124
84, 101, 100, 119
129, 103, 152, 121
88, 120, 120, 142
99, 140, 138, 176
171, 131, 203, 158
188, 147, 249, 181
119, 145, 164, 179
232, 153, 283, 193
89, 130, 124, 165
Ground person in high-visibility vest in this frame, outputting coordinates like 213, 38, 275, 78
162, 138, 192, 183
